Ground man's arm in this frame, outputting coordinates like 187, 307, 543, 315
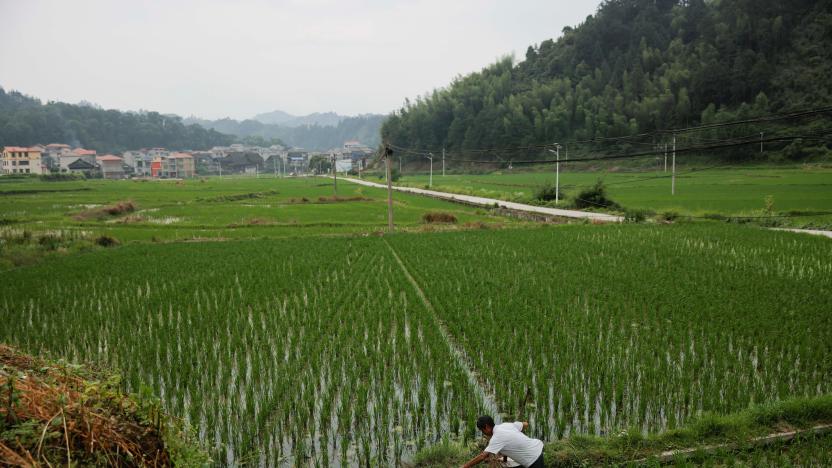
461, 451, 490, 468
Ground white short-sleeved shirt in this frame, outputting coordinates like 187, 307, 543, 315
484, 422, 543, 467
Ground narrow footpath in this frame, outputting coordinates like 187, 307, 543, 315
336, 176, 624, 222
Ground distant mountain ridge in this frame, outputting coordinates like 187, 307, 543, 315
253, 110, 345, 128
186, 112, 385, 151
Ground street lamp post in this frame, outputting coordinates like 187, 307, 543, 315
547, 144, 562, 204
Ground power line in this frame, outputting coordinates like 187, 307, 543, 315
416, 131, 832, 166
388, 105, 832, 155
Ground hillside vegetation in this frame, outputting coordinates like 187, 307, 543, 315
0, 88, 234, 153
382, 0, 832, 161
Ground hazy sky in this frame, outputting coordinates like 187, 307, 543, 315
0, 0, 597, 120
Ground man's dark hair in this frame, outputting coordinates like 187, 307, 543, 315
476, 415, 495, 431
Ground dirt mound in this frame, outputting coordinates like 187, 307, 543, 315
73, 201, 136, 221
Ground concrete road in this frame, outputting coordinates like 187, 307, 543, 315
337, 176, 623, 222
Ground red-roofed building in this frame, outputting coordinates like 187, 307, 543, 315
2, 146, 44, 175
96, 154, 125, 179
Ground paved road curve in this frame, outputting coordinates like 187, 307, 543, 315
337, 176, 624, 222
770, 228, 832, 239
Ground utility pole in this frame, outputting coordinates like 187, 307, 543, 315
671, 134, 676, 195
426, 153, 434, 188
664, 143, 668, 173
218, 160, 222, 180
442, 147, 446, 176
331, 155, 337, 196
385, 145, 394, 231
760, 132, 764, 153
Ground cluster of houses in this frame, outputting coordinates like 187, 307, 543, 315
0, 140, 375, 179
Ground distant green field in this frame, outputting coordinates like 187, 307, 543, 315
0, 175, 513, 243
396, 165, 832, 227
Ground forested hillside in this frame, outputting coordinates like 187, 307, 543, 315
187, 114, 384, 150
0, 88, 234, 153
382, 0, 832, 161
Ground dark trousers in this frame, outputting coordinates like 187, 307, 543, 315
526, 453, 544, 468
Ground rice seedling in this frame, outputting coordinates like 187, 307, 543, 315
2, 222, 829, 465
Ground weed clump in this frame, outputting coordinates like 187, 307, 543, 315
0, 345, 209, 466
74, 201, 136, 221
95, 235, 120, 247
422, 212, 458, 224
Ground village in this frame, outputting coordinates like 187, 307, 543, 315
0, 140, 374, 179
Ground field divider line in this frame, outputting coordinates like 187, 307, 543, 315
382, 238, 501, 417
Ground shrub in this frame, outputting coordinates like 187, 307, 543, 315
39, 173, 84, 182
38, 234, 62, 251
624, 209, 649, 223
658, 210, 680, 222
574, 180, 619, 209
95, 235, 120, 247
422, 212, 458, 224
533, 182, 564, 202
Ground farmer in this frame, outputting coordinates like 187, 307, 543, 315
461, 416, 544, 468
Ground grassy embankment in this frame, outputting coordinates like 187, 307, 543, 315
0, 345, 208, 466
410, 395, 832, 467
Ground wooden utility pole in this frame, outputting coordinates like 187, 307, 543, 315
442, 147, 446, 176
332, 155, 337, 196
385, 146, 394, 231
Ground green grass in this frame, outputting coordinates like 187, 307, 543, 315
0, 175, 522, 270
0, 175, 515, 243
394, 165, 832, 227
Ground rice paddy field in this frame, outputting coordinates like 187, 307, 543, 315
0, 175, 512, 243
2, 217, 830, 465
395, 165, 832, 227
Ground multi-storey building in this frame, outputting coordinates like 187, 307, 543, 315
1, 146, 44, 175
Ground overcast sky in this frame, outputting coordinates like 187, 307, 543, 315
0, 0, 597, 120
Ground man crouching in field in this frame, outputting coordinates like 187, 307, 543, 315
461, 416, 544, 468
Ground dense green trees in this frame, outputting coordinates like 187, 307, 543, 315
382, 0, 832, 161
0, 88, 234, 153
